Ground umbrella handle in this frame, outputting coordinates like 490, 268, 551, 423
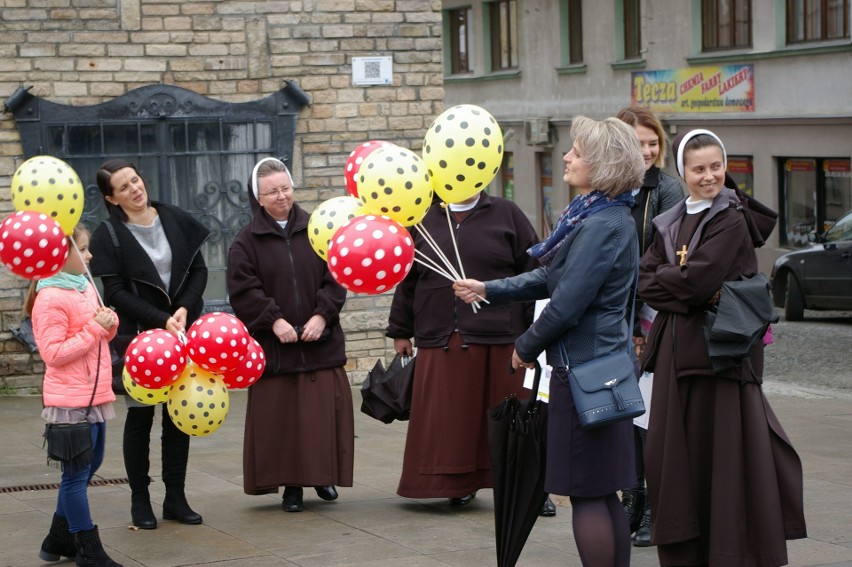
508, 361, 543, 399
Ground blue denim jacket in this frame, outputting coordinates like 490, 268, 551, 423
486, 205, 638, 368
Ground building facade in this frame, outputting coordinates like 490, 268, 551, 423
441, 0, 852, 271
0, 0, 444, 392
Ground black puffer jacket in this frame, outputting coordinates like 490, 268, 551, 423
631, 166, 684, 256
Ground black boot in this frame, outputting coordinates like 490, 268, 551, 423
39, 513, 76, 561
621, 489, 644, 534
632, 498, 654, 547
124, 407, 156, 530
161, 409, 202, 524
74, 525, 122, 567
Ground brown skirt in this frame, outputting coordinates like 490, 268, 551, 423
243, 367, 354, 495
397, 334, 525, 499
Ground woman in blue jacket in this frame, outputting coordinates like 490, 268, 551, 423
454, 116, 645, 567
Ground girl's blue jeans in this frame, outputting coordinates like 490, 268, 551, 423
55, 421, 106, 533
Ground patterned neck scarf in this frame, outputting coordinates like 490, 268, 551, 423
528, 190, 634, 265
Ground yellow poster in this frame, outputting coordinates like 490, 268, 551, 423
631, 65, 754, 113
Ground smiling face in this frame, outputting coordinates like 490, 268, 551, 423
563, 142, 593, 194
105, 167, 149, 215
683, 145, 726, 201
257, 171, 294, 221
635, 124, 660, 171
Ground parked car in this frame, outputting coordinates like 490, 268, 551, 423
770, 209, 852, 321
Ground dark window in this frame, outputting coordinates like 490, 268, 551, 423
567, 0, 584, 64
501, 152, 515, 200
702, 0, 752, 50
623, 0, 642, 59
538, 153, 556, 238
5, 84, 307, 311
448, 7, 472, 74
787, 0, 850, 43
490, 0, 518, 71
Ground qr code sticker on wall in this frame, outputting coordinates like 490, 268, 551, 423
364, 61, 382, 80
352, 56, 392, 85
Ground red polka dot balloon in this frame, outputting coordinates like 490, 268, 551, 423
0, 211, 68, 280
186, 312, 251, 373
220, 337, 266, 389
327, 214, 414, 295
125, 329, 187, 389
344, 140, 395, 198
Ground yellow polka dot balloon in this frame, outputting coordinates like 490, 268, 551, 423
357, 146, 433, 227
308, 196, 364, 260
11, 156, 84, 236
422, 105, 503, 204
121, 366, 170, 405
167, 361, 230, 437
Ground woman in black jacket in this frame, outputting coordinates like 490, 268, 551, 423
615, 106, 684, 546
90, 159, 209, 530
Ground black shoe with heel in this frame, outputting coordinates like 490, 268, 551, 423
449, 491, 477, 506
38, 513, 76, 561
314, 485, 338, 501
130, 490, 157, 530
632, 499, 654, 547
163, 490, 202, 525
540, 496, 557, 517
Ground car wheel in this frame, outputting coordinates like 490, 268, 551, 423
785, 272, 805, 322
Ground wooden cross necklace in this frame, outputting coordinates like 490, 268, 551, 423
676, 245, 688, 266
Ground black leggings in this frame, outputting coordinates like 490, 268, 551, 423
570, 492, 631, 567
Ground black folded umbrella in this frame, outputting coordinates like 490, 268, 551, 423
360, 353, 415, 424
489, 363, 549, 567
704, 273, 779, 372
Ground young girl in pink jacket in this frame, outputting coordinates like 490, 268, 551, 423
28, 225, 122, 566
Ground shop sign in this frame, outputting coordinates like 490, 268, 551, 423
631, 65, 754, 114
823, 159, 851, 178
786, 159, 816, 172
727, 157, 753, 174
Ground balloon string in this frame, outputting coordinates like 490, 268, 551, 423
444, 205, 467, 281
413, 224, 461, 280
413, 255, 454, 282
412, 255, 478, 313
72, 237, 105, 308
412, 223, 487, 312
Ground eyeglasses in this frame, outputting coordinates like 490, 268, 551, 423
259, 187, 292, 198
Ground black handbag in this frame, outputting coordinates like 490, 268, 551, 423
566, 281, 645, 429
43, 343, 100, 471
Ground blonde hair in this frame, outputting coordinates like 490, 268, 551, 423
570, 116, 645, 197
23, 224, 91, 316
616, 105, 668, 168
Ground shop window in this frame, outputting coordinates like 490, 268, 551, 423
787, 0, 850, 43
539, 153, 557, 237
727, 156, 754, 195
702, 0, 752, 50
779, 157, 852, 247
447, 7, 472, 74
501, 152, 515, 200
4, 84, 307, 311
562, 0, 584, 64
489, 0, 518, 71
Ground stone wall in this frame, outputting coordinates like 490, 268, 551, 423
0, 0, 445, 392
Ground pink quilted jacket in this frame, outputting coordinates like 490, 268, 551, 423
32, 284, 118, 408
